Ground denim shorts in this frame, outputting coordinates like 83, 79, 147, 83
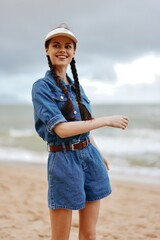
47, 143, 112, 210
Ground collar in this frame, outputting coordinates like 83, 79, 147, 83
45, 70, 75, 88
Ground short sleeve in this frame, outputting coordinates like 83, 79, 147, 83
32, 80, 67, 134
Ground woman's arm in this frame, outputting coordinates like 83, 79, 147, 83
54, 115, 129, 138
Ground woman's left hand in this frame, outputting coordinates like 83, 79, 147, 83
103, 156, 110, 171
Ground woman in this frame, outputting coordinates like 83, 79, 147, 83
32, 23, 128, 240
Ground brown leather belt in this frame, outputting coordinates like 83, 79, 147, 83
48, 138, 90, 152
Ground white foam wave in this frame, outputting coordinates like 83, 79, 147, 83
0, 147, 160, 184
0, 147, 47, 163
0, 147, 159, 184
94, 135, 160, 155
9, 129, 35, 138
110, 165, 160, 185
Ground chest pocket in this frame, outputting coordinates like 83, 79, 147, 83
51, 92, 68, 110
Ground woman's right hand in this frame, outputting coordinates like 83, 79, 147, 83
107, 115, 129, 130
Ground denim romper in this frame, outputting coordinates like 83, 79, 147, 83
32, 70, 112, 210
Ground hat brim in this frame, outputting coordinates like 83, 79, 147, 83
45, 28, 78, 45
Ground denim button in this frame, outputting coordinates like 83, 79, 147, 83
74, 110, 77, 114
60, 96, 64, 99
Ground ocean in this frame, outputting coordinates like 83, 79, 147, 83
0, 104, 160, 183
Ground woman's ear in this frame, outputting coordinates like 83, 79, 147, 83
45, 48, 49, 56
73, 50, 76, 58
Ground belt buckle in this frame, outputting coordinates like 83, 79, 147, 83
70, 140, 80, 151
70, 137, 89, 151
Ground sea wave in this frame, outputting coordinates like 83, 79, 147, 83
94, 135, 160, 155
0, 147, 47, 163
0, 146, 159, 184
9, 128, 35, 138
110, 165, 160, 185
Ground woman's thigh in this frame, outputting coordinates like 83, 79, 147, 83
78, 200, 100, 238
49, 208, 72, 240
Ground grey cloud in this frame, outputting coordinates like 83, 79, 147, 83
0, 0, 160, 81
76, 55, 117, 83
78, 1, 160, 59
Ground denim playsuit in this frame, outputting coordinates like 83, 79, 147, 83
32, 70, 112, 210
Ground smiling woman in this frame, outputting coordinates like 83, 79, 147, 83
31, 23, 128, 240
45, 37, 76, 69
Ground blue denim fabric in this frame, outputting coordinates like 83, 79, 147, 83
32, 70, 112, 210
48, 143, 112, 210
32, 70, 91, 144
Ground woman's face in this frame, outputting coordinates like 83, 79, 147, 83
46, 36, 75, 67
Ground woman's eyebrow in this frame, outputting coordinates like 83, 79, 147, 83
52, 41, 72, 45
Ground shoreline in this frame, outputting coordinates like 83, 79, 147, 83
0, 162, 160, 239
1, 160, 160, 186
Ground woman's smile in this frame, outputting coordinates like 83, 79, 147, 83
46, 36, 75, 67
56, 54, 68, 59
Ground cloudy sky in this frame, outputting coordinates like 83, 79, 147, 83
0, 0, 160, 104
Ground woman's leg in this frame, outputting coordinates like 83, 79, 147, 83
78, 200, 100, 240
49, 209, 72, 240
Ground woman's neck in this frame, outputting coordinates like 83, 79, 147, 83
55, 66, 68, 84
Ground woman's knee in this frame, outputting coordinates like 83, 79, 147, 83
79, 231, 96, 240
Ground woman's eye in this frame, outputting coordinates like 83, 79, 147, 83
66, 45, 72, 49
53, 44, 60, 48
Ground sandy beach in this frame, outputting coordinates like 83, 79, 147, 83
0, 162, 159, 240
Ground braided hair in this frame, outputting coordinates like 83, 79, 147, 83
70, 58, 93, 120
45, 24, 93, 121
46, 55, 93, 121
47, 55, 76, 121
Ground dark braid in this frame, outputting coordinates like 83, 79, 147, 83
70, 58, 93, 120
47, 56, 76, 121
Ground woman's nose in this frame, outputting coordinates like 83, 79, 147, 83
59, 46, 66, 52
